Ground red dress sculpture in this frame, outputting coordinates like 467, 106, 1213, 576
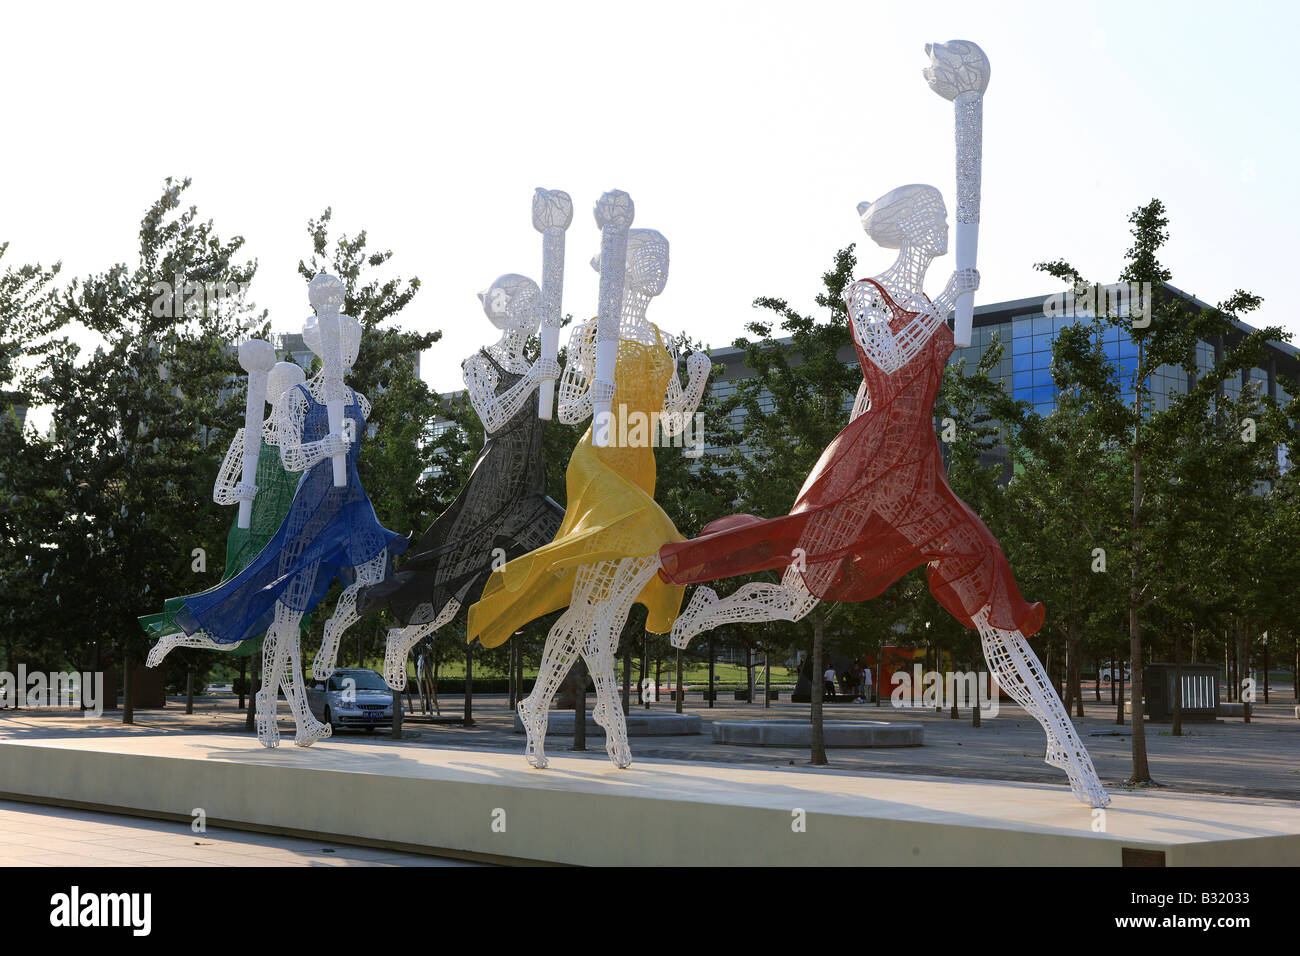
659, 278, 1042, 635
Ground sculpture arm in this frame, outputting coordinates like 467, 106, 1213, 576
212, 429, 254, 505
273, 388, 348, 473
661, 335, 710, 436
557, 321, 596, 425
847, 272, 974, 373
465, 352, 557, 434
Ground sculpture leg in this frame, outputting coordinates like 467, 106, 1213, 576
577, 556, 661, 769
281, 629, 331, 747
671, 565, 819, 649
382, 598, 460, 691
974, 607, 1110, 808
517, 607, 584, 769
146, 630, 242, 668
256, 620, 289, 748
313, 549, 388, 680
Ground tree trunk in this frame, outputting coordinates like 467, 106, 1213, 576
391, 678, 403, 738
746, 645, 753, 705
641, 633, 649, 708
675, 648, 683, 715
508, 638, 517, 709
1172, 625, 1184, 738
810, 609, 827, 766
621, 644, 631, 713
1068, 577, 1083, 718
655, 658, 662, 705
1093, 656, 1100, 702
237, 656, 247, 710
185, 665, 194, 715
122, 648, 134, 725
245, 653, 257, 732
463, 641, 474, 727
573, 658, 587, 752
764, 649, 771, 709
1238, 620, 1251, 724
432, 658, 440, 716
707, 639, 715, 709
1262, 633, 1269, 704
971, 641, 982, 728
1116, 651, 1125, 726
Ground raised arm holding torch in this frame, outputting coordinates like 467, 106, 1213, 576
924, 39, 990, 348
235, 338, 276, 528
591, 189, 634, 448
308, 273, 350, 487
533, 188, 573, 420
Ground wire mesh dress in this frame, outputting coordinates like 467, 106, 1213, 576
659, 279, 1043, 636
175, 383, 407, 646
357, 349, 564, 627
468, 326, 686, 649
138, 438, 308, 656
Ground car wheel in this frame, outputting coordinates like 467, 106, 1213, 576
364, 726, 375, 733
324, 706, 337, 733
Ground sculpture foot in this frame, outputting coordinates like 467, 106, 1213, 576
606, 739, 632, 769
518, 701, 549, 769
670, 586, 718, 649
294, 720, 332, 748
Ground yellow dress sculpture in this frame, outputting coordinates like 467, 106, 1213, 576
467, 323, 685, 649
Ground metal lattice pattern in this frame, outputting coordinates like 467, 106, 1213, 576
356, 270, 565, 690
470, 215, 711, 770
175, 276, 405, 748
660, 193, 1109, 806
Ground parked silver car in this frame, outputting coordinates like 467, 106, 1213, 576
307, 668, 394, 733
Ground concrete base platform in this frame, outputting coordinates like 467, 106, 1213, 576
511, 711, 701, 736
2, 734, 1299, 865
712, 719, 922, 748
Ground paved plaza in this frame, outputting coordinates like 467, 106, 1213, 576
3, 686, 1297, 802
0, 798, 476, 867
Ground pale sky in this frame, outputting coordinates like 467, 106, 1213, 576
2, 0, 1296, 403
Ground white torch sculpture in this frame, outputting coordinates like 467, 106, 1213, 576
235, 338, 276, 528
591, 190, 634, 448
533, 187, 573, 420
924, 39, 990, 348
308, 273, 350, 487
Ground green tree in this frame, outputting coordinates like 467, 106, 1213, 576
1035, 198, 1287, 783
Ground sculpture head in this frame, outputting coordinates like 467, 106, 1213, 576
302, 312, 362, 371
478, 273, 542, 333
923, 40, 991, 101
590, 228, 669, 298
266, 361, 306, 407
857, 185, 947, 256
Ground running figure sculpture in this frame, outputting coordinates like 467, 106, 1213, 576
356, 264, 566, 689
467, 191, 710, 770
142, 357, 308, 666
660, 185, 1110, 808
176, 273, 407, 747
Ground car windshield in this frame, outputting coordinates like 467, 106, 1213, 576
340, 671, 389, 691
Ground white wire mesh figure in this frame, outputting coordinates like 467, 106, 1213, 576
659, 185, 1110, 808
356, 271, 565, 690
176, 274, 407, 747
466, 212, 710, 770
143, 360, 307, 667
